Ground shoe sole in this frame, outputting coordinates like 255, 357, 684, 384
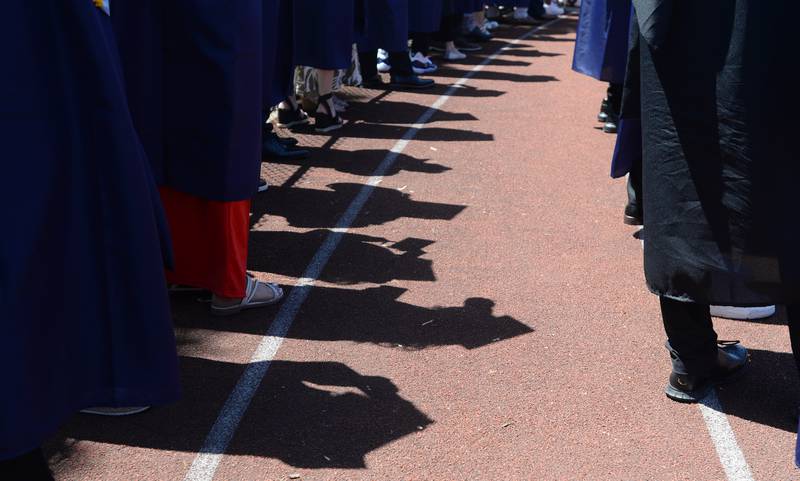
664, 363, 748, 404
277, 118, 311, 129
623, 214, 643, 226
211, 290, 285, 317
315, 122, 345, 133
389, 82, 435, 90
80, 406, 151, 416
709, 305, 776, 320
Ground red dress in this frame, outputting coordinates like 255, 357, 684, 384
159, 187, 250, 298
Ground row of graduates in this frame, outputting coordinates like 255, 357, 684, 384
573, 0, 800, 427
0, 0, 560, 477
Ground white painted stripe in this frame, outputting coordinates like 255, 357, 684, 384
183, 19, 563, 481
699, 391, 755, 481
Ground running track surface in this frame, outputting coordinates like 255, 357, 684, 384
46, 14, 800, 481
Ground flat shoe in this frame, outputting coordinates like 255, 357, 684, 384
211, 276, 284, 316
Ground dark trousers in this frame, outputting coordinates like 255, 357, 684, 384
433, 14, 461, 43
358, 50, 412, 79
627, 154, 642, 210
410, 32, 431, 56
660, 297, 718, 376
0, 449, 54, 481
606, 82, 623, 117
528, 0, 546, 17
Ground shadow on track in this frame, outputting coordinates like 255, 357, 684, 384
253, 183, 466, 229
266, 148, 450, 177
48, 359, 433, 470
716, 348, 800, 433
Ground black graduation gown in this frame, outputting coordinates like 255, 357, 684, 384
631, 0, 800, 305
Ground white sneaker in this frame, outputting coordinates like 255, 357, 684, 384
544, 2, 564, 16
484, 20, 500, 30
377, 49, 389, 62
410, 52, 437, 74
443, 49, 467, 61
710, 305, 776, 320
377, 61, 391, 73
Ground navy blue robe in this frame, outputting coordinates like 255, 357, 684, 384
0, 1, 180, 459
572, 0, 632, 84
409, 0, 444, 33
112, 0, 264, 202
293, 0, 357, 70
264, 0, 295, 107
359, 0, 410, 53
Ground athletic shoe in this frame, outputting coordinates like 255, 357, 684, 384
544, 2, 564, 16
411, 52, 437, 74
377, 61, 392, 73
276, 107, 310, 128
664, 341, 748, 403
442, 49, 467, 61
377, 48, 389, 61
465, 26, 492, 42
314, 111, 344, 133
484, 20, 500, 30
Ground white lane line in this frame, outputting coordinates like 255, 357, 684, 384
183, 19, 563, 481
699, 391, 755, 481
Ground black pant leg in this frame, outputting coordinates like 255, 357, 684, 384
607, 82, 623, 117
660, 297, 718, 376
388, 50, 412, 76
787, 304, 800, 375
358, 49, 379, 79
410, 32, 431, 56
627, 155, 643, 211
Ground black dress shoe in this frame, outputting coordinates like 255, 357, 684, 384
665, 341, 749, 403
623, 203, 643, 225
262, 133, 308, 159
276, 136, 299, 147
389, 74, 435, 90
361, 75, 389, 89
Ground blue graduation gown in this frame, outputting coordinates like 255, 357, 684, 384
572, 0, 632, 84
358, 0, 410, 53
408, 0, 444, 33
293, 0, 357, 69
264, 0, 295, 107
112, 0, 264, 202
0, 1, 180, 460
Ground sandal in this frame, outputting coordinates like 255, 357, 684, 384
211, 275, 284, 316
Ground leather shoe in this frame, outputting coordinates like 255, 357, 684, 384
665, 341, 749, 403
262, 133, 308, 159
623, 203, 643, 225
389, 74, 435, 90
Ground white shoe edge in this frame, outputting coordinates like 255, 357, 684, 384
710, 305, 777, 320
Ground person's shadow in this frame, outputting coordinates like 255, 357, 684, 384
714, 348, 799, 433
286, 285, 534, 350
48, 358, 433, 471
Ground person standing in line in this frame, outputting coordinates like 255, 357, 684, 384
628, 0, 800, 402
111, 0, 284, 315
0, 1, 181, 478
